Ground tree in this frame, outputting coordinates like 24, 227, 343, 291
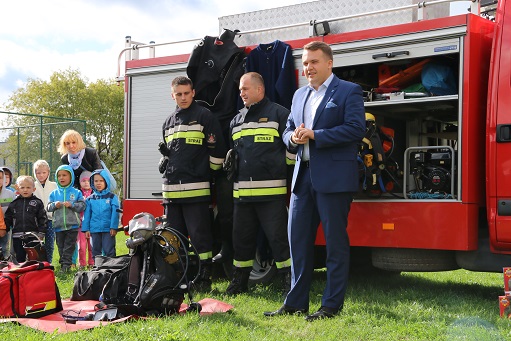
2, 69, 124, 194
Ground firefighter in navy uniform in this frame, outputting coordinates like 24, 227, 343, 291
159, 76, 226, 292
225, 72, 294, 295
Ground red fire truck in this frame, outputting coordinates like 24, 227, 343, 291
118, 0, 511, 279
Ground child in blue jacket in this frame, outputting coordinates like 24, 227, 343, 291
82, 169, 119, 258
47, 165, 85, 272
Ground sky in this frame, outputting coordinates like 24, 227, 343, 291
0, 1, 471, 111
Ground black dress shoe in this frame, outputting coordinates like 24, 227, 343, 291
263, 305, 308, 317
304, 307, 337, 322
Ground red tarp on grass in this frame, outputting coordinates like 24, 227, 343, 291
0, 298, 233, 334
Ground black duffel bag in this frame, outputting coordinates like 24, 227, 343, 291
71, 255, 130, 301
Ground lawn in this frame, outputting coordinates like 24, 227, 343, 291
1, 234, 511, 340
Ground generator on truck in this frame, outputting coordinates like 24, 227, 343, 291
117, 0, 511, 280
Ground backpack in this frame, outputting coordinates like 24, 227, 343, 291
71, 255, 130, 301
100, 225, 200, 316
0, 261, 62, 318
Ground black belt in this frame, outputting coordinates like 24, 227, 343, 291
301, 160, 310, 168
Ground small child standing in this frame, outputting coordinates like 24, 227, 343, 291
78, 171, 94, 268
0, 207, 7, 258
4, 176, 47, 263
33, 160, 58, 263
0, 169, 16, 254
82, 169, 119, 258
47, 165, 85, 272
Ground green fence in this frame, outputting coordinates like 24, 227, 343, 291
0, 111, 86, 178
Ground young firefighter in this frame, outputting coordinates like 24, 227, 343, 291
0, 169, 16, 254
33, 160, 58, 263
81, 169, 119, 258
47, 165, 85, 272
159, 76, 226, 291
78, 170, 94, 268
4, 176, 47, 263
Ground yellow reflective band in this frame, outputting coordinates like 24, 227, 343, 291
198, 251, 212, 260
236, 187, 287, 197
233, 259, 254, 268
232, 127, 280, 141
255, 135, 274, 143
165, 131, 205, 143
210, 162, 222, 170
163, 189, 210, 199
275, 259, 291, 269
286, 158, 296, 165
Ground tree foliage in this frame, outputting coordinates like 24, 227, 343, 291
1, 69, 124, 194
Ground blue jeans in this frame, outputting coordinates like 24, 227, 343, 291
91, 232, 116, 258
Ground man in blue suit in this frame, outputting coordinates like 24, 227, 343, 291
264, 41, 365, 321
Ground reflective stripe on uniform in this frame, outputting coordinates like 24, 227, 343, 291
162, 182, 210, 199
198, 251, 212, 261
232, 121, 280, 141
233, 259, 254, 268
165, 124, 205, 143
210, 156, 224, 170
275, 258, 291, 269
286, 151, 296, 165
233, 179, 287, 198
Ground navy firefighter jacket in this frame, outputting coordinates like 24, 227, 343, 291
229, 97, 295, 202
161, 101, 226, 203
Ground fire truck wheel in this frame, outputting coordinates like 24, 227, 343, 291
372, 248, 459, 272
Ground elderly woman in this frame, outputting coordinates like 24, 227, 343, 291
58, 130, 102, 188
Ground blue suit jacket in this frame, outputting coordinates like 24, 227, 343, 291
283, 75, 366, 193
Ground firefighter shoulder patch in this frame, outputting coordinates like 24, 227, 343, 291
207, 133, 216, 144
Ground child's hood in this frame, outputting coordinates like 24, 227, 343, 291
90, 169, 111, 194
1, 167, 13, 187
55, 165, 75, 190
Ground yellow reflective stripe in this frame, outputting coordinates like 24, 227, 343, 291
166, 131, 205, 143
198, 251, 212, 261
233, 259, 254, 268
233, 179, 287, 197
286, 151, 296, 165
235, 187, 286, 197
232, 127, 280, 141
163, 189, 210, 199
275, 259, 291, 269
210, 156, 224, 170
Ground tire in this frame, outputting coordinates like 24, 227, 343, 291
372, 248, 459, 272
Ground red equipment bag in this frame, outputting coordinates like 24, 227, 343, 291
0, 260, 62, 318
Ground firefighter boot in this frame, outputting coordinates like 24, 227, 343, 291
193, 261, 213, 292
276, 267, 291, 297
225, 267, 251, 295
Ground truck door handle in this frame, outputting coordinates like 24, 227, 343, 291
372, 51, 410, 59
497, 124, 511, 142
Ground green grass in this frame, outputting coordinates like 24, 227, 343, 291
2, 234, 511, 340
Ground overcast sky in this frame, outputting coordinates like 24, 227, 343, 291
0, 1, 471, 111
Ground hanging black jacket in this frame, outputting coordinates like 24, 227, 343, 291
161, 101, 226, 203
187, 29, 246, 143
229, 97, 295, 202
